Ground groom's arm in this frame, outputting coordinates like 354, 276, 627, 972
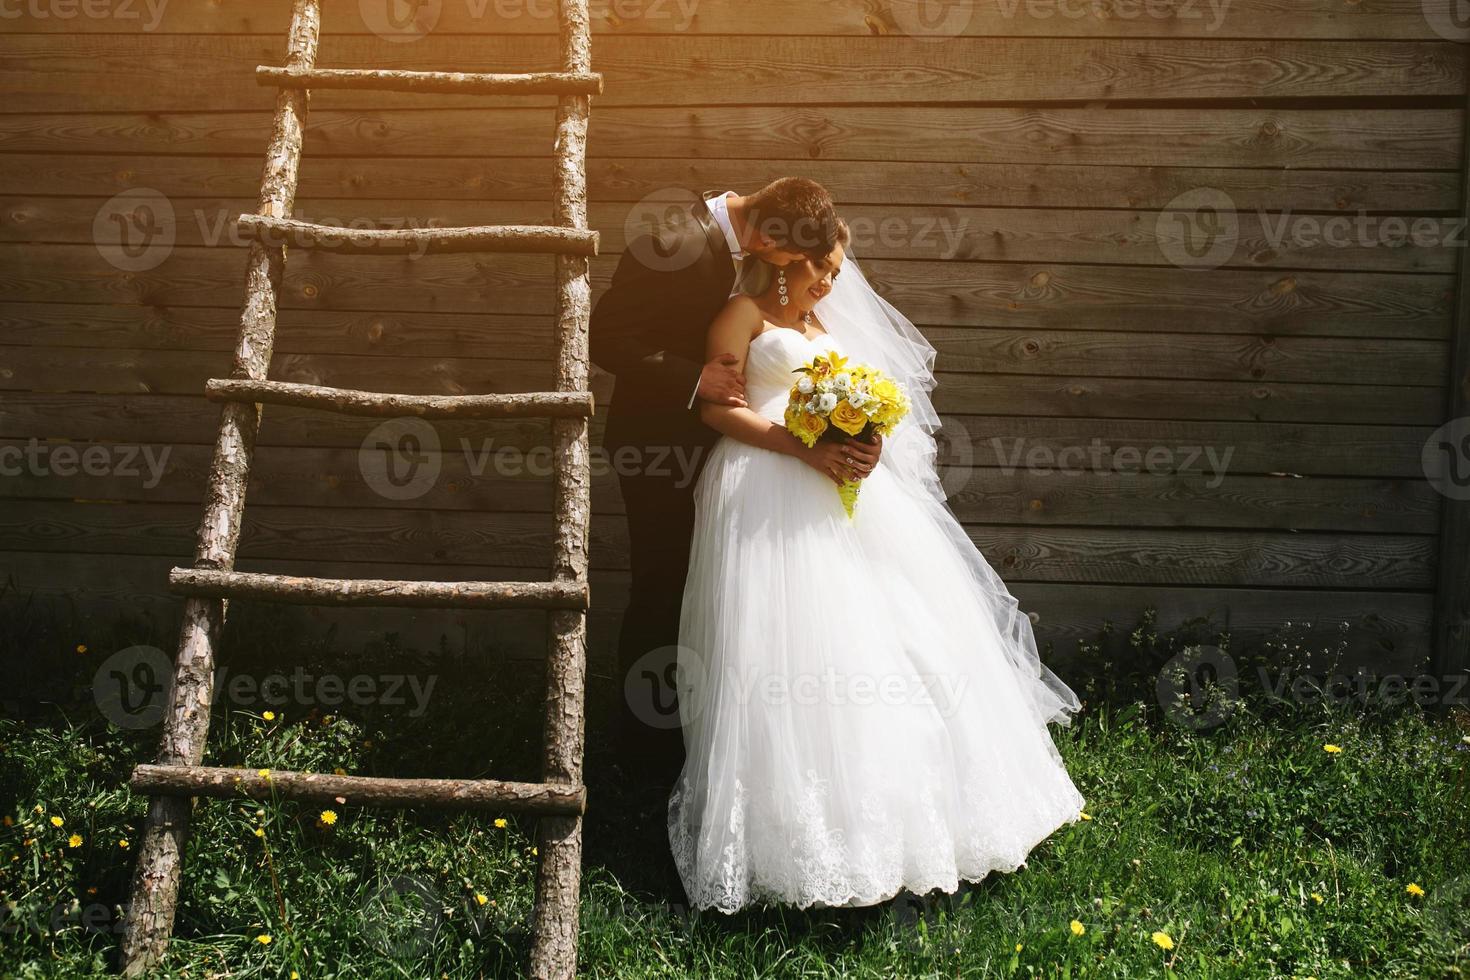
589, 236, 707, 407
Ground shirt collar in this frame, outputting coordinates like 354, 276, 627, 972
705, 191, 744, 259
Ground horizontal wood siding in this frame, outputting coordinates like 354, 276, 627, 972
1, 1, 1463, 675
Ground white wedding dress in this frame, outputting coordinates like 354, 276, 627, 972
667, 322, 1088, 914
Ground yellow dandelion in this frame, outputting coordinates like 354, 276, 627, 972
262, 711, 276, 722
1152, 930, 1174, 950
475, 893, 489, 906
257, 769, 271, 780
1406, 882, 1425, 898
291, 973, 299, 979
494, 818, 508, 829
1310, 892, 1324, 904
67, 834, 82, 848
49, 815, 64, 828
531, 847, 538, 857
1323, 744, 1342, 754
1079, 811, 1092, 821
253, 827, 265, 838
118, 839, 129, 849
1015, 942, 1024, 952
318, 810, 337, 827
1070, 919, 1085, 936
256, 933, 272, 945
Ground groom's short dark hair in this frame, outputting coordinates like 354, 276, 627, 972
746, 177, 841, 259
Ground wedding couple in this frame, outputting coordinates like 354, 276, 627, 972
589, 179, 1086, 913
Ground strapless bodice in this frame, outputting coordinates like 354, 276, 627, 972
744, 328, 846, 423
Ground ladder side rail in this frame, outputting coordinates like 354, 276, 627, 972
530, 0, 596, 977
118, 1, 322, 973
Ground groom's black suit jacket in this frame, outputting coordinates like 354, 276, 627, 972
590, 193, 736, 461
590, 191, 736, 777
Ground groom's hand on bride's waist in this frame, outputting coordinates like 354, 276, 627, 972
697, 353, 747, 408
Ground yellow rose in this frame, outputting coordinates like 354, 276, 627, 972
785, 405, 828, 446
830, 399, 868, 437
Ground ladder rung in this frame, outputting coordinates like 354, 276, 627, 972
236, 214, 599, 256
257, 66, 604, 96
169, 569, 589, 610
205, 379, 594, 419
131, 765, 586, 816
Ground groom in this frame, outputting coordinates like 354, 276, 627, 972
590, 178, 852, 781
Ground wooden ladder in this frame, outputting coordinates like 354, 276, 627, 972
117, 2, 598, 976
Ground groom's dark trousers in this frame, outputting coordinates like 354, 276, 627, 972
589, 192, 737, 784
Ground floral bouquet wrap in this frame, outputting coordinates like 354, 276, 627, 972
784, 350, 911, 519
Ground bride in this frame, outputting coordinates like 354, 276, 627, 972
667, 217, 1088, 913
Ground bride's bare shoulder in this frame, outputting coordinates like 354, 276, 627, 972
711, 294, 764, 332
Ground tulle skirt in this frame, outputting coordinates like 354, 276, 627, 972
668, 435, 1087, 913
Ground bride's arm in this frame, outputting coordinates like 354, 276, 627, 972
698, 298, 861, 486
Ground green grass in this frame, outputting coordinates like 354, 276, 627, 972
1, 598, 1467, 978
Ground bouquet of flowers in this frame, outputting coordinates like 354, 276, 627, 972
784, 350, 910, 519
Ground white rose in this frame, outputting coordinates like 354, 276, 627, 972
796, 376, 814, 394
816, 392, 838, 414
832, 372, 851, 393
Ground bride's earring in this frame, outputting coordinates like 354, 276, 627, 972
777, 268, 790, 307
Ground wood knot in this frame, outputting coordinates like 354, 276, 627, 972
1268, 276, 1296, 295
1029, 498, 1044, 510
1029, 271, 1051, 288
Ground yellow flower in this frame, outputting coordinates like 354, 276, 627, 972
475, 893, 489, 906
253, 827, 265, 838
1151, 930, 1174, 950
1014, 942, 1023, 952
333, 767, 347, 776
1323, 743, 1342, 754
1070, 919, 1085, 936
494, 818, 508, 829
830, 399, 868, 437
257, 769, 271, 780
1079, 811, 1092, 821
1310, 892, 1324, 904
50, 815, 64, 828
784, 404, 828, 447
262, 711, 276, 722
256, 934, 272, 945
531, 847, 538, 857
118, 839, 129, 849
1406, 882, 1425, 898
75, 644, 88, 654
291, 973, 299, 980
67, 834, 82, 848
318, 810, 337, 827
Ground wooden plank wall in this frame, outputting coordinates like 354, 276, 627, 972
1, 1, 1465, 674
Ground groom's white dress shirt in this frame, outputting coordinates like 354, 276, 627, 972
687, 190, 742, 410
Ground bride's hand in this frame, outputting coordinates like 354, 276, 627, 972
798, 441, 860, 486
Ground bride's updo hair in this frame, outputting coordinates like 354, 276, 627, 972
735, 216, 850, 300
